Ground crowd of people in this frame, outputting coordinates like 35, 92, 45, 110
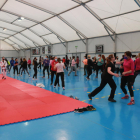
1, 51, 140, 105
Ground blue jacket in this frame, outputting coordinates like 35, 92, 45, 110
10, 60, 15, 66
43, 59, 50, 66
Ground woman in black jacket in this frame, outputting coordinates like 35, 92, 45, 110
33, 57, 38, 79
21, 58, 30, 76
86, 55, 93, 80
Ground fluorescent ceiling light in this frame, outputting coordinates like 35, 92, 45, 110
3, 28, 7, 31
21, 17, 24, 20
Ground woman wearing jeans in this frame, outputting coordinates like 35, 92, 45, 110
96, 54, 104, 78
54, 58, 65, 90
121, 51, 135, 105
88, 54, 121, 102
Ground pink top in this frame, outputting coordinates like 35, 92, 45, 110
135, 58, 140, 71
123, 59, 134, 76
71, 59, 76, 66
55, 63, 64, 73
28, 60, 31, 64
50, 60, 53, 65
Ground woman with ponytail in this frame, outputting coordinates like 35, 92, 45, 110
88, 54, 122, 102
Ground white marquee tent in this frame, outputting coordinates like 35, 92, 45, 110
0, 0, 140, 51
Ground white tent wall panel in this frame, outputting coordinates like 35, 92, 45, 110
68, 40, 86, 53
0, 51, 19, 60
14, 19, 36, 28
0, 11, 18, 23
61, 6, 108, 38
15, 34, 36, 47
0, 0, 6, 8
0, 28, 16, 35
23, 0, 78, 14
116, 32, 140, 52
31, 25, 51, 36
88, 36, 114, 53
43, 17, 79, 41
22, 30, 46, 46
52, 44, 66, 55
87, 0, 139, 19
3, 0, 53, 22
0, 21, 24, 31
0, 41, 14, 50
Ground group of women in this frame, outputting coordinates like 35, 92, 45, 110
1, 51, 140, 105
87, 52, 140, 105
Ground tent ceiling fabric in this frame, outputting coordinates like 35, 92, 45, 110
0, 0, 140, 49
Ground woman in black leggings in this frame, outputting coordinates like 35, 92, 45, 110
88, 54, 120, 102
121, 51, 135, 105
86, 55, 93, 80
33, 57, 38, 79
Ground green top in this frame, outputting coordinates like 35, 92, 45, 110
97, 58, 104, 66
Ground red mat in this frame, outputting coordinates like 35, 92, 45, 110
0, 75, 91, 125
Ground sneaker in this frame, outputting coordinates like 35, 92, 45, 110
54, 86, 56, 88
75, 97, 79, 100
75, 75, 78, 76
74, 109, 84, 113
121, 94, 129, 99
4, 78, 6, 80
88, 94, 92, 100
42, 76, 45, 78
127, 100, 135, 105
83, 74, 86, 76
21, 75, 22, 76
50, 83, 53, 85
108, 98, 116, 102
86, 77, 90, 80
68, 75, 70, 76
86, 106, 96, 111
63, 87, 65, 90
95, 77, 98, 78
69, 95, 74, 98
48, 77, 49, 79
2, 76, 4, 79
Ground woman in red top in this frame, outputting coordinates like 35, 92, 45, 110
27, 58, 31, 70
133, 53, 140, 84
121, 51, 135, 105
76, 56, 79, 69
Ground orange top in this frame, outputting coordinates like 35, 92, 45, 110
83, 59, 88, 65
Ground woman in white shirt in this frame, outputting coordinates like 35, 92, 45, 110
0, 57, 7, 79
54, 58, 65, 89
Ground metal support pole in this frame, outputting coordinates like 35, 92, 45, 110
57, 37, 66, 47
66, 42, 68, 55
76, 32, 86, 46
114, 34, 116, 53
86, 39, 88, 54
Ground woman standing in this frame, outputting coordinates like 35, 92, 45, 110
21, 58, 30, 76
28, 58, 31, 70
68, 56, 77, 76
96, 54, 104, 78
13, 58, 19, 76
133, 53, 140, 84
0, 57, 7, 79
54, 58, 65, 90
76, 56, 79, 69
115, 56, 120, 74
88, 54, 120, 102
121, 51, 135, 105
86, 55, 93, 80
92, 57, 97, 73
69, 57, 72, 67
33, 57, 38, 80
66, 57, 69, 71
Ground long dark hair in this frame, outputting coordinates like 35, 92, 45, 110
106, 54, 114, 67
57, 58, 61, 63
